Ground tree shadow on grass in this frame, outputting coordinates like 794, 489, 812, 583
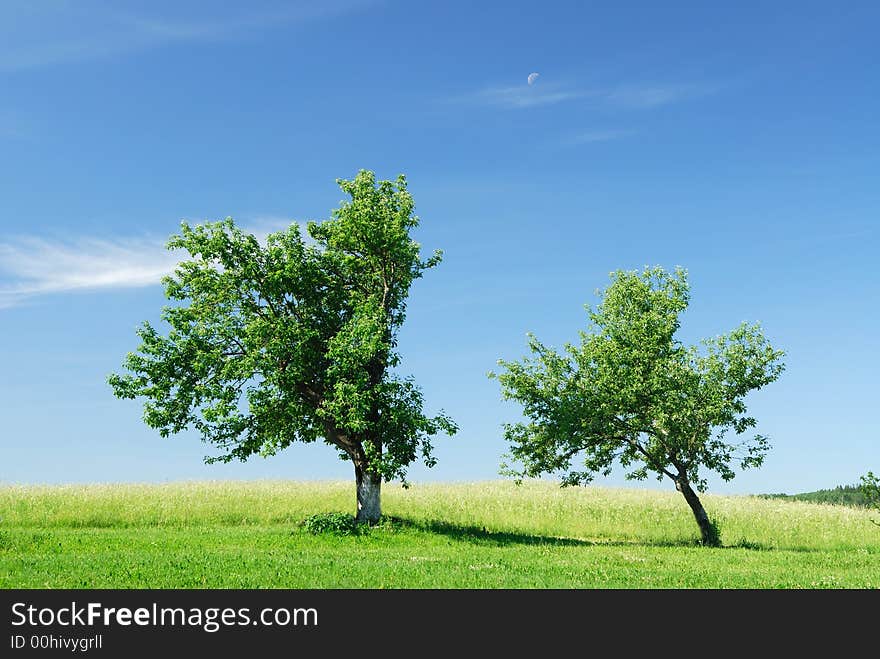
376, 516, 706, 549
375, 517, 836, 551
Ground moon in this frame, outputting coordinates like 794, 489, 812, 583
527, 72, 539, 86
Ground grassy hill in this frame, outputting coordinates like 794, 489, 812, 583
1, 480, 878, 588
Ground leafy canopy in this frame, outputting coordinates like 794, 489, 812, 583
109, 170, 456, 483
492, 266, 785, 491
861, 472, 880, 525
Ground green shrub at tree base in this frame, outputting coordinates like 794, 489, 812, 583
301, 512, 361, 536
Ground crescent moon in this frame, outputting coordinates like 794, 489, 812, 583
527, 72, 539, 86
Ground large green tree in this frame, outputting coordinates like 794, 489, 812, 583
491, 266, 784, 545
109, 170, 456, 523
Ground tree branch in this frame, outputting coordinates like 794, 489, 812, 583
623, 436, 677, 480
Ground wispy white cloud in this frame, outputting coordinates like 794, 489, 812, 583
0, 1, 373, 72
119, 3, 362, 42
460, 83, 587, 109
0, 235, 179, 308
456, 80, 718, 111
237, 216, 297, 240
0, 218, 296, 309
565, 129, 635, 146
604, 83, 717, 109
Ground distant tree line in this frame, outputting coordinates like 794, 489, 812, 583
760, 484, 871, 507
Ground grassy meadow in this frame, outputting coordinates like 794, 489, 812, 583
1, 480, 878, 588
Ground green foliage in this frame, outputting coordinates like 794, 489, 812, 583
301, 512, 361, 536
108, 170, 456, 486
860, 472, 880, 525
492, 266, 785, 491
492, 266, 784, 545
861, 472, 880, 505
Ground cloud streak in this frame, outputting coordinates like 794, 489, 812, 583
604, 83, 718, 109
565, 129, 635, 145
458, 80, 718, 111
462, 83, 587, 109
0, 218, 295, 309
0, 1, 373, 72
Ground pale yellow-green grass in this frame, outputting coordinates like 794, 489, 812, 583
2, 481, 878, 588
1, 479, 876, 552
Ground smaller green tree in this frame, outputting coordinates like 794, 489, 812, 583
860, 472, 880, 526
491, 266, 785, 546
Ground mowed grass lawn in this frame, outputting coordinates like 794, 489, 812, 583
1, 481, 878, 588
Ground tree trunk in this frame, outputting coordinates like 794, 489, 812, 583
675, 476, 719, 546
354, 462, 382, 525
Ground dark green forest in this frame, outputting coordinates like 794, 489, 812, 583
761, 484, 869, 507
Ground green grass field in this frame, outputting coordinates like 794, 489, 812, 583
1, 480, 878, 588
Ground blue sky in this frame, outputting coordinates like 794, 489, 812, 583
1, 0, 877, 494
